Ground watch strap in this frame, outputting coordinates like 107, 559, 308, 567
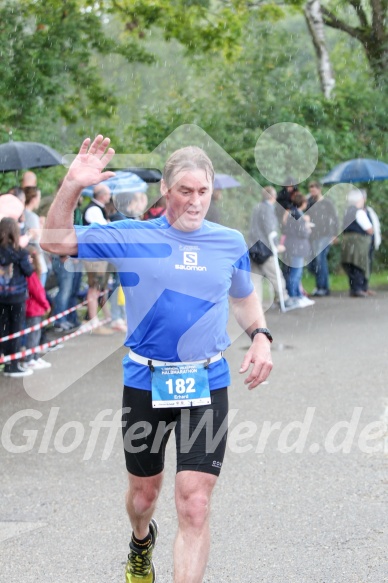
250, 327, 273, 343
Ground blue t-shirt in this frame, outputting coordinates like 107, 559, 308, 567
75, 216, 253, 390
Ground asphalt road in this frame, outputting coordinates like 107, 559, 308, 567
1, 291, 387, 583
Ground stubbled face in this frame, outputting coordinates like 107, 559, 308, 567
162, 169, 212, 232
309, 186, 321, 200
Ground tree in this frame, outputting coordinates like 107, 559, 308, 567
320, 0, 387, 83
304, 0, 336, 98
105, 0, 387, 86
0, 0, 153, 140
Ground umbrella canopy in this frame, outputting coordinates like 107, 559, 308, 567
119, 167, 162, 183
214, 174, 241, 189
0, 141, 63, 172
81, 171, 148, 198
322, 158, 388, 184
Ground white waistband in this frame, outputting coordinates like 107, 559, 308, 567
128, 348, 223, 367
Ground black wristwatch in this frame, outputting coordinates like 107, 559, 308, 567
250, 328, 273, 343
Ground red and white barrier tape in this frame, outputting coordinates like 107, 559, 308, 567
0, 300, 87, 344
0, 291, 108, 344
0, 318, 111, 364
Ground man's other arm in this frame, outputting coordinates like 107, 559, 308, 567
230, 290, 273, 389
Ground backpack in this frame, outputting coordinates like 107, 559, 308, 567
0, 262, 15, 294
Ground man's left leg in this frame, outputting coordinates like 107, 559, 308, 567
174, 470, 218, 583
173, 388, 228, 583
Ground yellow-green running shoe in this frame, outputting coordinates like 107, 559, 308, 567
125, 519, 158, 582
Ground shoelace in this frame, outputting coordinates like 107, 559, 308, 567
127, 547, 152, 576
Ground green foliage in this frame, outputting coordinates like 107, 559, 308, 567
0, 0, 386, 275
117, 13, 388, 268
0, 0, 156, 193
0, 1, 153, 139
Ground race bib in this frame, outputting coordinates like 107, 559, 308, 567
151, 363, 211, 408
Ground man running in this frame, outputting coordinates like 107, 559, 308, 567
41, 135, 273, 583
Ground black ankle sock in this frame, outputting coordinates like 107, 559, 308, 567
131, 531, 152, 550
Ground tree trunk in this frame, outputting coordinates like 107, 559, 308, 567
305, 0, 336, 99
320, 1, 388, 83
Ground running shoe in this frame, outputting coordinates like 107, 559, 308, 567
125, 519, 158, 583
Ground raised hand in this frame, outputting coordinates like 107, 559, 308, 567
67, 135, 116, 188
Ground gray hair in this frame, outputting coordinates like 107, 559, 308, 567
347, 189, 364, 206
163, 146, 214, 188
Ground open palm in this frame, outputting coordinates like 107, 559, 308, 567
67, 135, 116, 188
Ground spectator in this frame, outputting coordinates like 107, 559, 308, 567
67, 195, 85, 327
306, 181, 339, 297
82, 184, 113, 335
51, 193, 84, 332
276, 177, 298, 222
21, 170, 37, 189
21, 247, 52, 370
205, 188, 223, 224
362, 189, 381, 295
248, 186, 297, 309
24, 186, 48, 287
341, 190, 373, 297
107, 191, 140, 333
0, 217, 33, 377
7, 186, 26, 205
143, 197, 166, 221
283, 193, 315, 308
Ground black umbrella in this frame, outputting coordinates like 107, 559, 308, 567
0, 141, 63, 172
118, 167, 162, 183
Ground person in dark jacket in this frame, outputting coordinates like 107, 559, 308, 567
276, 177, 298, 222
0, 217, 34, 377
306, 181, 339, 296
283, 193, 314, 308
341, 190, 373, 297
248, 186, 296, 309
21, 247, 52, 371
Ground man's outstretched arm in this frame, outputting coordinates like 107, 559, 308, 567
230, 290, 273, 390
41, 135, 115, 256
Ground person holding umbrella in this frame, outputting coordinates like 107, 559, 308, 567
21, 171, 37, 189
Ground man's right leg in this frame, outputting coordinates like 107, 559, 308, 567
125, 472, 163, 540
122, 386, 175, 581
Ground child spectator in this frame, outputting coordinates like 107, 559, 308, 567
21, 248, 52, 370
0, 217, 34, 377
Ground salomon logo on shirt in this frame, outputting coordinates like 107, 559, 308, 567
176, 251, 207, 271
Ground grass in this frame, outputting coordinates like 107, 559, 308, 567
302, 269, 388, 293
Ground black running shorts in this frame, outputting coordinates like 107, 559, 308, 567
122, 386, 228, 477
